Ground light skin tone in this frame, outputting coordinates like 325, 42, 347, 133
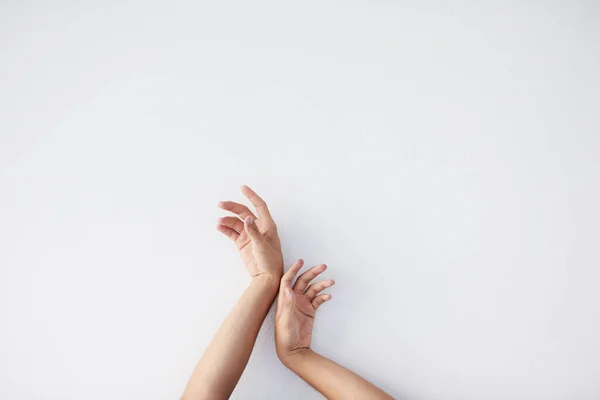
181, 186, 282, 400
182, 186, 393, 399
275, 259, 394, 399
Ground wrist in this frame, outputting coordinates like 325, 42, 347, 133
251, 273, 279, 294
279, 347, 314, 369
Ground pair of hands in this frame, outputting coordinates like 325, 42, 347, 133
216, 186, 334, 361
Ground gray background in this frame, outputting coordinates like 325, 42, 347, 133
1, 1, 599, 399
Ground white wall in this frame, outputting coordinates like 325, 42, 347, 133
1, 2, 599, 399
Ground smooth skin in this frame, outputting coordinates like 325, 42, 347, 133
181, 186, 282, 400
276, 259, 394, 400
182, 186, 393, 399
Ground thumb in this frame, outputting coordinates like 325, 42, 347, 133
244, 216, 265, 247
276, 287, 295, 319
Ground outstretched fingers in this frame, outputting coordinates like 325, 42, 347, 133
293, 264, 327, 293
241, 185, 274, 223
278, 260, 334, 316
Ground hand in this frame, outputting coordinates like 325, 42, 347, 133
275, 259, 335, 361
217, 185, 283, 282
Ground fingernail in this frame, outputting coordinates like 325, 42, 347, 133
285, 288, 292, 297
247, 216, 253, 225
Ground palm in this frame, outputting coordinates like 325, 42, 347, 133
234, 218, 278, 277
276, 260, 334, 357
288, 293, 318, 349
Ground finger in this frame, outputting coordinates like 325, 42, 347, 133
241, 185, 273, 222
311, 294, 332, 310
304, 279, 335, 299
243, 216, 266, 250
293, 264, 327, 293
216, 224, 239, 242
217, 216, 244, 233
281, 259, 304, 287
218, 201, 257, 220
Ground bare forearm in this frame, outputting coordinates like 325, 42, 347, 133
283, 350, 393, 400
182, 275, 278, 400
